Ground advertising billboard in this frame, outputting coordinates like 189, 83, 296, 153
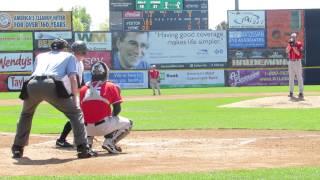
34, 31, 73, 50
0, 32, 33, 51
228, 10, 265, 29
74, 32, 112, 51
7, 75, 31, 91
0, 74, 9, 92
184, 0, 208, 10
83, 70, 148, 89
136, 0, 183, 11
0, 53, 33, 72
160, 69, 225, 88
267, 10, 305, 48
0, 11, 72, 31
110, 0, 135, 11
227, 69, 290, 87
228, 48, 288, 67
228, 30, 266, 49
83, 51, 112, 70
146, 31, 227, 68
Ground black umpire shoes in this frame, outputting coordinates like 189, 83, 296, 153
77, 144, 98, 159
11, 145, 24, 158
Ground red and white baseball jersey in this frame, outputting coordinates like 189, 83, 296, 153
287, 41, 303, 60
79, 81, 122, 124
149, 69, 160, 79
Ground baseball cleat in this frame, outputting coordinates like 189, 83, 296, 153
102, 138, 120, 154
56, 139, 73, 148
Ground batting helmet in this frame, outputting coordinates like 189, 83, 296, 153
91, 61, 109, 81
71, 41, 88, 55
51, 38, 69, 51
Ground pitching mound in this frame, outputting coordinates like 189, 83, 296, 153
2, 130, 320, 176
220, 96, 320, 109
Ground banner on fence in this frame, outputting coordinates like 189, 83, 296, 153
160, 69, 225, 88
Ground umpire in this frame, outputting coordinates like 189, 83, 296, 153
11, 39, 97, 159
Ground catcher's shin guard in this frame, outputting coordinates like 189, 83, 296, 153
113, 120, 133, 144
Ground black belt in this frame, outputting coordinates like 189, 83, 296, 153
33, 76, 55, 80
84, 120, 105, 126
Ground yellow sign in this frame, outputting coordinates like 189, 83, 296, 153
0, 11, 72, 31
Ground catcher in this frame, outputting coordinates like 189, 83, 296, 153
80, 61, 133, 154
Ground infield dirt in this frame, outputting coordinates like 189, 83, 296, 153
2, 93, 320, 175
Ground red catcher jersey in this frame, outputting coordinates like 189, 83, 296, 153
287, 41, 303, 60
149, 69, 160, 79
79, 81, 122, 123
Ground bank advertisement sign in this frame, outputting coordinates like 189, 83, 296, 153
228, 10, 265, 29
0, 32, 33, 51
0, 11, 72, 31
227, 69, 290, 87
229, 30, 265, 49
147, 31, 227, 67
74, 32, 112, 51
83, 71, 148, 89
7, 75, 30, 91
160, 69, 225, 88
0, 53, 33, 72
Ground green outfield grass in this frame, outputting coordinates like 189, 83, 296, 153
2, 167, 320, 179
1, 86, 320, 178
1, 85, 320, 99
1, 95, 320, 133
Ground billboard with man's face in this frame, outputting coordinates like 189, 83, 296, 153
111, 30, 227, 70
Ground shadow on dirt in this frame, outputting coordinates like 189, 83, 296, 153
13, 157, 75, 165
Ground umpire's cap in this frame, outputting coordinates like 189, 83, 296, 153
91, 61, 109, 81
71, 41, 88, 55
51, 38, 69, 51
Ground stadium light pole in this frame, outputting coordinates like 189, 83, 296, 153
235, 0, 239, 10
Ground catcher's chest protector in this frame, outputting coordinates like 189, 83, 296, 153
82, 81, 110, 105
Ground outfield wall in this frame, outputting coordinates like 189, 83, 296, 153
1, 8, 320, 91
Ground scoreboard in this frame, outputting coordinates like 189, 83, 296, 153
136, 0, 183, 11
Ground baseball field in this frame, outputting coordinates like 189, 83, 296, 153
1, 86, 320, 179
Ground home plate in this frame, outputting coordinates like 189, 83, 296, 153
220, 96, 320, 109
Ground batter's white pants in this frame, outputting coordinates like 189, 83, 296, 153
288, 60, 304, 94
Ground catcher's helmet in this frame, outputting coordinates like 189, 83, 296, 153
51, 38, 69, 51
91, 61, 109, 81
71, 41, 87, 55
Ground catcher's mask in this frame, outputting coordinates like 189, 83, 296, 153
91, 61, 109, 81
71, 41, 88, 55
51, 38, 69, 51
